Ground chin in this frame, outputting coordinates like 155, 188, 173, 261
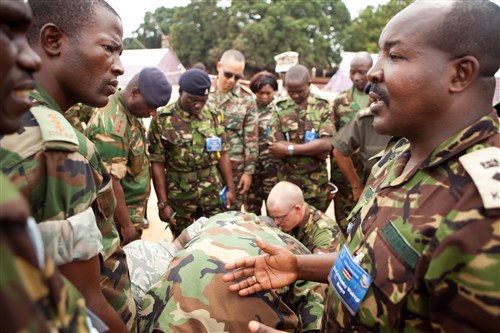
0, 119, 21, 135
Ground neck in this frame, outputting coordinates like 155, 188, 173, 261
34, 71, 75, 111
299, 205, 310, 228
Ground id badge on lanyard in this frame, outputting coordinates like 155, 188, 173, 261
206, 136, 222, 152
328, 245, 373, 315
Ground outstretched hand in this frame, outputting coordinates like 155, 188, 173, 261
223, 236, 298, 296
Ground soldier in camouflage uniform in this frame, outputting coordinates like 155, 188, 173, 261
150, 69, 235, 237
269, 64, 335, 212
86, 67, 172, 241
330, 52, 373, 226
267, 181, 344, 254
245, 71, 280, 214
207, 49, 258, 210
224, 2, 500, 332
65, 103, 95, 132
0, 2, 90, 330
138, 211, 325, 332
0, 1, 136, 331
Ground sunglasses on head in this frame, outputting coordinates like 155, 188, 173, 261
223, 70, 243, 81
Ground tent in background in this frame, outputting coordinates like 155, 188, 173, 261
118, 48, 185, 87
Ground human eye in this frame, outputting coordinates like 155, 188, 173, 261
389, 53, 404, 61
102, 45, 114, 53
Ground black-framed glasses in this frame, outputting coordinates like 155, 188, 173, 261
223, 69, 243, 81
271, 205, 294, 222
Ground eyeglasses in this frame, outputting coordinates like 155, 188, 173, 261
222, 69, 243, 81
271, 205, 294, 222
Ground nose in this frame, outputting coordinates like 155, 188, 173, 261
112, 56, 125, 76
367, 60, 383, 84
18, 40, 41, 73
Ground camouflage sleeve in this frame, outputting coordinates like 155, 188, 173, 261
268, 106, 285, 143
318, 100, 335, 138
147, 116, 166, 163
426, 216, 500, 331
288, 279, 325, 331
310, 221, 345, 254
243, 98, 258, 174
86, 111, 129, 180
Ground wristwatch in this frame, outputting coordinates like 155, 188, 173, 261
157, 201, 167, 209
287, 144, 294, 156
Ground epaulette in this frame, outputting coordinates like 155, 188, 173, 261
357, 108, 373, 119
111, 110, 128, 137
30, 106, 79, 152
239, 84, 253, 96
459, 146, 500, 210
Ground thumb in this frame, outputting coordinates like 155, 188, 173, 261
256, 236, 281, 256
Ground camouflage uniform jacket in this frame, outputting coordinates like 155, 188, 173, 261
65, 103, 95, 132
207, 81, 258, 174
332, 85, 370, 130
149, 101, 228, 171
0, 173, 90, 332
86, 91, 151, 224
290, 203, 344, 254
139, 211, 325, 333
269, 94, 335, 211
245, 102, 280, 213
324, 113, 500, 332
0, 84, 136, 330
331, 107, 392, 176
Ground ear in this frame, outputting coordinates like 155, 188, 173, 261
39, 23, 64, 57
131, 87, 141, 97
449, 55, 479, 93
216, 61, 222, 72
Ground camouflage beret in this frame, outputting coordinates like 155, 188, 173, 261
138, 67, 172, 108
179, 68, 211, 96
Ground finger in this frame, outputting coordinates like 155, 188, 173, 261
255, 236, 282, 256
222, 266, 255, 281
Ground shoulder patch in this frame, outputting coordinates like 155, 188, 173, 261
459, 146, 500, 209
30, 106, 79, 147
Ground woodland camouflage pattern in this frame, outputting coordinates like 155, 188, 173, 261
245, 103, 280, 213
269, 94, 335, 212
139, 211, 325, 333
0, 173, 90, 332
64, 103, 95, 132
207, 82, 258, 209
86, 92, 151, 233
149, 101, 228, 236
324, 114, 500, 332
289, 203, 344, 254
0, 86, 136, 330
331, 87, 371, 228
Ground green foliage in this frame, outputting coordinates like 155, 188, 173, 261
344, 0, 414, 53
124, 0, 414, 71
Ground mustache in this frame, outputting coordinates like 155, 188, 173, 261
370, 84, 390, 106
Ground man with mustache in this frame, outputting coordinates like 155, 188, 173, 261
0, 0, 133, 331
0, 0, 91, 331
224, 1, 500, 332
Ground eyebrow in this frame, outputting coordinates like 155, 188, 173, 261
380, 40, 401, 50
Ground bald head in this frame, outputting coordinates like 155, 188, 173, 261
267, 181, 304, 211
351, 51, 373, 68
285, 64, 310, 86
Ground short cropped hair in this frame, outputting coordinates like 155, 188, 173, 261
220, 49, 245, 64
429, 0, 500, 76
27, 0, 120, 46
249, 71, 278, 94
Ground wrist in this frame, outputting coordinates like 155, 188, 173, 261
287, 144, 294, 156
157, 200, 168, 210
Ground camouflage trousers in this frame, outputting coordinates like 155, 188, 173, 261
166, 165, 224, 238
229, 161, 247, 211
95, 180, 137, 331
245, 156, 278, 214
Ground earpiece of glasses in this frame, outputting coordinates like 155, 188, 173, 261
223, 70, 243, 81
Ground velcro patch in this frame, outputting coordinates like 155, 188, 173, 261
459, 146, 500, 210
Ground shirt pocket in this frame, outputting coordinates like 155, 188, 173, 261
128, 131, 148, 176
279, 112, 300, 141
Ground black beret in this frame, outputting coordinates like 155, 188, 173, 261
138, 67, 172, 108
179, 68, 211, 96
